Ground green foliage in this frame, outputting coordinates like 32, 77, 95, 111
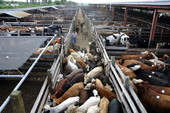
54, 0, 76, 5
0, 0, 77, 9
0, 3, 55, 9
54, 0, 65, 5
48, 0, 52, 4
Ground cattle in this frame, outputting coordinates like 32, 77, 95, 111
136, 83, 170, 113
99, 97, 109, 113
64, 104, 78, 113
76, 90, 100, 113
122, 59, 158, 71
116, 60, 137, 79
147, 84, 170, 96
136, 39, 149, 48
66, 69, 83, 81
131, 65, 170, 87
87, 105, 100, 113
103, 32, 129, 46
78, 90, 89, 105
95, 78, 113, 91
55, 82, 84, 105
44, 25, 62, 36
160, 42, 170, 49
66, 73, 84, 89
76, 58, 89, 72
43, 96, 79, 113
120, 52, 154, 60
108, 99, 123, 113
50, 78, 69, 99
66, 56, 78, 71
34, 43, 61, 55
85, 83, 116, 101
84, 66, 103, 84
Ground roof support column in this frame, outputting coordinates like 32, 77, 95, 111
112, 6, 115, 20
148, 9, 158, 48
124, 7, 128, 26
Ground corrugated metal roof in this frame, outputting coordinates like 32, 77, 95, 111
0, 11, 32, 18
110, 1, 170, 6
37, 9, 48, 12
91, 1, 170, 7
51, 6, 59, 10
0, 6, 57, 14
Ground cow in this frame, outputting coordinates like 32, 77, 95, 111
135, 82, 170, 113
103, 32, 129, 46
44, 25, 62, 36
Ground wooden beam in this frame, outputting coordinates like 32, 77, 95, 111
112, 6, 115, 20
10, 91, 26, 113
157, 9, 170, 13
124, 7, 128, 26
148, 9, 158, 48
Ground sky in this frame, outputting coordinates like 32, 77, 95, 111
4, 0, 170, 4
68, 0, 169, 4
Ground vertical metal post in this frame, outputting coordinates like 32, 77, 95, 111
148, 9, 158, 48
112, 6, 115, 21
10, 91, 26, 113
124, 7, 128, 26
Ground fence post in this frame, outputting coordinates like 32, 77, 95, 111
10, 91, 26, 113
47, 69, 55, 95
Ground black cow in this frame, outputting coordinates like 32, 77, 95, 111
161, 42, 170, 49
129, 64, 170, 87
109, 99, 123, 113
44, 25, 62, 36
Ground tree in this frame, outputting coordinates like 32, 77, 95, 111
48, 0, 52, 4
0, 0, 4, 4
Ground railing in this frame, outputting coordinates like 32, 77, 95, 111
30, 7, 78, 113
84, 8, 142, 113
64, 8, 78, 55
85, 7, 149, 113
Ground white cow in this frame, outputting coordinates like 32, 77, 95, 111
103, 32, 129, 46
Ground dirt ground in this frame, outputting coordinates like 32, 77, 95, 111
75, 9, 91, 48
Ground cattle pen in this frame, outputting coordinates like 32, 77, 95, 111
0, 2, 170, 113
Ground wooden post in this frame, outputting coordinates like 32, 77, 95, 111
112, 6, 115, 21
47, 69, 54, 95
17, 30, 20, 36
148, 9, 158, 48
155, 43, 161, 55
10, 91, 26, 113
124, 7, 128, 26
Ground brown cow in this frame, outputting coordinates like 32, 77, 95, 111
55, 82, 84, 105
116, 60, 137, 79
137, 83, 170, 113
120, 53, 154, 60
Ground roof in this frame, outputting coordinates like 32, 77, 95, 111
0, 11, 32, 18
0, 36, 49, 70
37, 8, 48, 12
91, 1, 170, 9
0, 6, 57, 14
51, 6, 59, 10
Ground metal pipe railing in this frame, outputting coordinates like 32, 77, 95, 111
0, 36, 55, 113
0, 75, 24, 78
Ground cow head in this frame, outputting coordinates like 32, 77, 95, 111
120, 33, 130, 46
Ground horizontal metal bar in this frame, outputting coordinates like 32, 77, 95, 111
0, 75, 24, 78
110, 65, 139, 113
0, 36, 55, 113
0, 36, 51, 38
